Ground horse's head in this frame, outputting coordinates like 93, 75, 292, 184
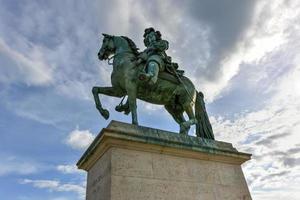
98, 33, 115, 60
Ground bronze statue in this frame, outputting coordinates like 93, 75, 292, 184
93, 28, 214, 139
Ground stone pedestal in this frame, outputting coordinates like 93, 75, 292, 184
77, 121, 252, 200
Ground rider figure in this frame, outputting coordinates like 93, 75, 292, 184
138, 27, 169, 85
116, 28, 184, 115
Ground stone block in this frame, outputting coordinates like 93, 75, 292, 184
78, 121, 252, 200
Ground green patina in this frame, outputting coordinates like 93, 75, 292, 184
77, 121, 251, 168
93, 28, 215, 139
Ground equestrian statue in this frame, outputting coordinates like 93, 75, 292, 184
93, 27, 215, 139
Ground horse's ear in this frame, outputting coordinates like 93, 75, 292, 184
102, 33, 111, 38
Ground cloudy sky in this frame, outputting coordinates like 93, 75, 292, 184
1, 0, 300, 199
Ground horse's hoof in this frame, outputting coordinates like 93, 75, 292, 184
115, 105, 122, 112
180, 125, 190, 135
100, 109, 110, 120
124, 109, 131, 115
132, 121, 139, 125
179, 130, 188, 135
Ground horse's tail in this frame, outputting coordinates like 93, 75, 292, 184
195, 91, 215, 140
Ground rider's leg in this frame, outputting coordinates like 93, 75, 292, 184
139, 61, 160, 84
147, 61, 159, 84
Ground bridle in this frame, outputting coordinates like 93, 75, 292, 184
101, 36, 135, 65
107, 51, 134, 65
100, 36, 115, 62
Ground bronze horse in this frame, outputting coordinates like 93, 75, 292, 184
93, 34, 214, 139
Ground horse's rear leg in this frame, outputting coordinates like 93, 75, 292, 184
181, 104, 197, 135
164, 105, 187, 134
92, 86, 125, 119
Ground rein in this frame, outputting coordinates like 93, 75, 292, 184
107, 51, 134, 65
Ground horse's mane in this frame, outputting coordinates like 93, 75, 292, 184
121, 36, 139, 55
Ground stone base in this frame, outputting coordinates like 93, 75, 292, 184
77, 121, 252, 200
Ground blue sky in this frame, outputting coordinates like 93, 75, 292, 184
1, 0, 300, 199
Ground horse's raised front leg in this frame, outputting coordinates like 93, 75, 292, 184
92, 86, 125, 120
126, 83, 138, 125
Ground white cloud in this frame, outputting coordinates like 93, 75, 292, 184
212, 92, 300, 199
21, 179, 59, 189
0, 155, 42, 176
0, 1, 106, 99
200, 0, 296, 102
56, 164, 83, 174
0, 37, 53, 86
65, 128, 95, 150
20, 179, 85, 200
211, 49, 300, 200
208, 1, 300, 199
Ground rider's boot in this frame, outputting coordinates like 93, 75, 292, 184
139, 61, 159, 85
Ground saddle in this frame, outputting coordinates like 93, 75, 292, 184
136, 54, 184, 84
165, 62, 184, 76
162, 58, 184, 84
158, 72, 181, 84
